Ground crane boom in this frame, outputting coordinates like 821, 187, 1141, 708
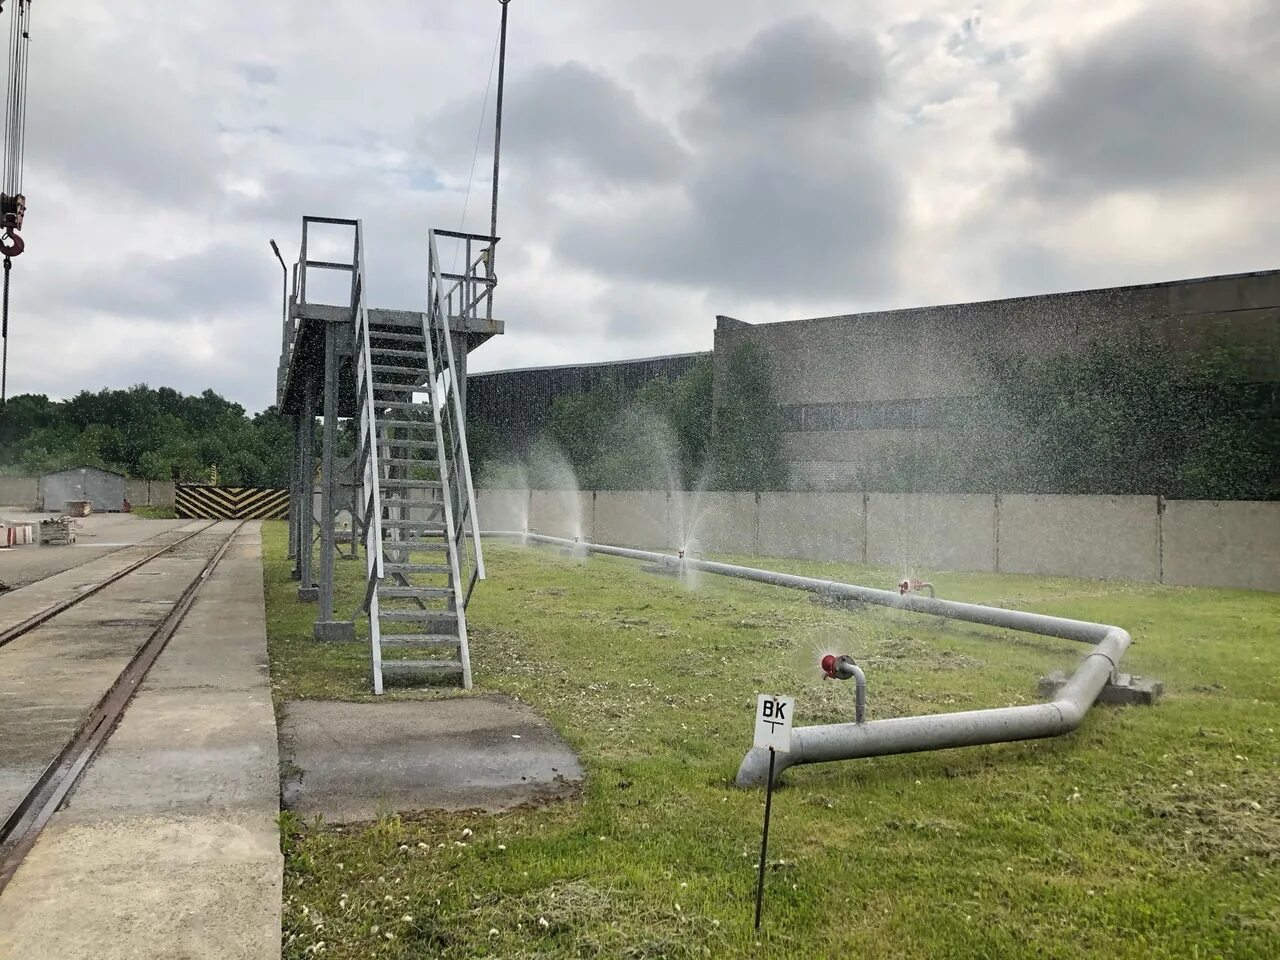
0, 0, 31, 405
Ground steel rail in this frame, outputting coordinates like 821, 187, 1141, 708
0, 520, 219, 650
0, 521, 246, 893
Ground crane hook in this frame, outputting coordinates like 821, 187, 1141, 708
0, 226, 23, 257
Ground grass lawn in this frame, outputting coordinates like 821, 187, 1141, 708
262, 521, 1279, 959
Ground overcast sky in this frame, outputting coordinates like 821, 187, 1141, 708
8, 0, 1278, 411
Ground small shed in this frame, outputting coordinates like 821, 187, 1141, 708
38, 466, 127, 513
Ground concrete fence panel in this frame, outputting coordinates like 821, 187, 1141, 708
998, 494, 1159, 582
529, 489, 594, 541
0, 476, 37, 509
758, 492, 866, 562
867, 493, 997, 572
593, 491, 670, 549
679, 492, 757, 555
1162, 500, 1280, 591
476, 489, 530, 533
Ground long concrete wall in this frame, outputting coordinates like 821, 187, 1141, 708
477, 488, 1280, 592
0, 476, 175, 510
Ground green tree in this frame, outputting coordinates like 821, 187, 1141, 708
710, 341, 789, 491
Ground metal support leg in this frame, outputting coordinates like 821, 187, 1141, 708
288, 409, 302, 568
315, 318, 355, 642
297, 375, 318, 601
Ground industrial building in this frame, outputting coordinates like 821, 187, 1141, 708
470, 269, 1280, 489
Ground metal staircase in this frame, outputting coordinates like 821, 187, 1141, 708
355, 226, 489, 693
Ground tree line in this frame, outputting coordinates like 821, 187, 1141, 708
0, 386, 293, 486
474, 339, 1277, 500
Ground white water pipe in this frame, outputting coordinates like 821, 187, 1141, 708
484, 531, 1132, 786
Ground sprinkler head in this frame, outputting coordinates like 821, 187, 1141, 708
898, 579, 910, 596
822, 654, 859, 681
677, 549, 685, 561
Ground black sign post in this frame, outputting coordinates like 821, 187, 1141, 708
753, 746, 777, 931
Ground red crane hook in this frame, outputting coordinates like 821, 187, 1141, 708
0, 226, 22, 257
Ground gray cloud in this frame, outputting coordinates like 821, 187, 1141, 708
30, 243, 275, 321
694, 15, 883, 125
28, 31, 225, 202
556, 17, 901, 302
1008, 11, 1280, 193
425, 61, 687, 190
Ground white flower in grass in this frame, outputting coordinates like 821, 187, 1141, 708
461, 828, 473, 839
538, 916, 550, 929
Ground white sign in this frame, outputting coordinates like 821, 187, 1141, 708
753, 694, 795, 752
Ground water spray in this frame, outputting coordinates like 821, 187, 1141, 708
821, 654, 866, 723
898, 578, 935, 598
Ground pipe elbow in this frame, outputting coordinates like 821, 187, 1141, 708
735, 746, 797, 788
1052, 697, 1087, 731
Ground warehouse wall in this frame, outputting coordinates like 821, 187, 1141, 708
477, 489, 1280, 592
0, 477, 174, 510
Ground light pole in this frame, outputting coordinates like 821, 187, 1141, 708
271, 238, 297, 562
270, 239, 289, 364
489, 0, 512, 266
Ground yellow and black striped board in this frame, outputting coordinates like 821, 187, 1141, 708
175, 484, 289, 520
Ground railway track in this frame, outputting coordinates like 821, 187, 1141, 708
0, 520, 220, 650
0, 520, 246, 894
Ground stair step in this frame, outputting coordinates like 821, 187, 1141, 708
377, 401, 435, 414
381, 480, 443, 490
379, 419, 438, 431
377, 634, 459, 648
380, 609, 458, 623
382, 543, 449, 554
380, 659, 464, 675
372, 364, 428, 377
374, 440, 438, 452
369, 330, 426, 343
369, 348, 426, 359
380, 457, 439, 469
381, 519, 445, 529
384, 563, 451, 574
380, 498, 443, 511
379, 585, 453, 599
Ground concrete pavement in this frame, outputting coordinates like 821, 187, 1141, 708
0, 523, 281, 960
0, 513, 188, 591
280, 695, 583, 822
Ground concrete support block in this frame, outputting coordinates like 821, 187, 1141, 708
1038, 670, 1163, 706
999, 494, 1158, 581
1161, 500, 1280, 591
758, 492, 865, 562
314, 620, 356, 643
297, 586, 319, 602
866, 493, 996, 572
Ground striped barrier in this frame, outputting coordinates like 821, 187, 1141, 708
175, 484, 289, 520
1, 522, 34, 546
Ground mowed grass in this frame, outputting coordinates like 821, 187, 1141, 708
261, 521, 1279, 959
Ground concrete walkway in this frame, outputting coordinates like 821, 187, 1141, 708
280, 696, 584, 823
0, 523, 282, 960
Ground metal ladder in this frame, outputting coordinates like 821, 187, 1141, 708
355, 227, 486, 694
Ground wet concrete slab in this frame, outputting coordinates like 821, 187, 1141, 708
0, 513, 188, 591
280, 696, 584, 822
0, 518, 203, 629
0, 523, 282, 960
0, 523, 236, 831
